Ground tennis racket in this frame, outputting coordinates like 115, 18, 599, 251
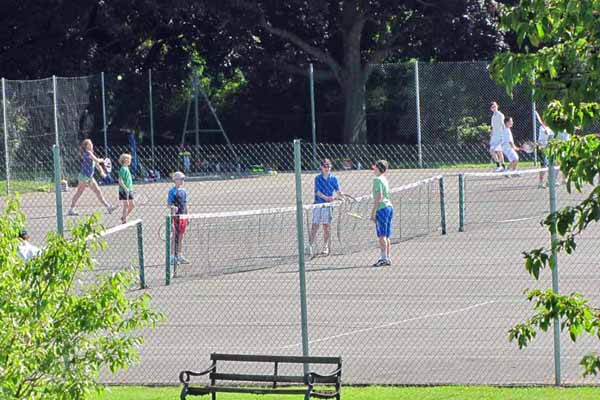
346, 212, 369, 221
519, 141, 536, 153
101, 158, 113, 174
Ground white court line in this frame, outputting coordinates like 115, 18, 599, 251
276, 300, 497, 350
496, 216, 541, 224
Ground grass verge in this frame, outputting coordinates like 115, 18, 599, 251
0, 180, 53, 195
91, 385, 600, 400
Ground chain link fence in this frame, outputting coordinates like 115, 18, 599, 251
0, 140, 598, 386
1, 62, 600, 387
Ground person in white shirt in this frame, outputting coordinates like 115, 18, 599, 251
501, 116, 519, 172
17, 229, 41, 261
490, 102, 506, 172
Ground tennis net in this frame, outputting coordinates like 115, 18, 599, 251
457, 168, 553, 232
164, 175, 446, 284
82, 219, 146, 289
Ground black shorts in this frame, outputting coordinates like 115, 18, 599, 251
119, 191, 134, 200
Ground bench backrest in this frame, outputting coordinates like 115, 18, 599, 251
209, 353, 342, 385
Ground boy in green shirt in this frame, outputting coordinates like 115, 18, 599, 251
118, 153, 135, 224
370, 160, 394, 267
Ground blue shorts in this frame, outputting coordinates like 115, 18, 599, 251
375, 206, 394, 237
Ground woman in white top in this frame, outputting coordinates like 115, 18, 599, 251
501, 117, 519, 172
490, 102, 506, 172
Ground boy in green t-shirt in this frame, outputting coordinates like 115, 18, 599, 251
118, 153, 135, 224
370, 160, 394, 267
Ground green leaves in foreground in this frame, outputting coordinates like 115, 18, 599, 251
509, 135, 600, 377
509, 289, 600, 376
0, 198, 163, 400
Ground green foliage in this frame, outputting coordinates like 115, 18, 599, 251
452, 117, 491, 145
0, 198, 162, 399
492, 0, 600, 378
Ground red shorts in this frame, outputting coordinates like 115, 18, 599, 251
172, 217, 188, 234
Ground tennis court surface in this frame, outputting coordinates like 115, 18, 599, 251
12, 167, 600, 385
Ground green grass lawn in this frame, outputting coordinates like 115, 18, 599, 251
91, 385, 600, 400
432, 161, 537, 170
0, 179, 52, 195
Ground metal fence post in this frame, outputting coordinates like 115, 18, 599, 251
193, 75, 200, 146
52, 75, 59, 147
101, 72, 108, 157
137, 221, 146, 289
532, 99, 538, 166
415, 60, 423, 168
2, 78, 9, 194
293, 139, 310, 373
148, 69, 156, 170
547, 159, 561, 385
309, 64, 318, 170
53, 145, 64, 236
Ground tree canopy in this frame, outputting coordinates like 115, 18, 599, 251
0, 1, 514, 144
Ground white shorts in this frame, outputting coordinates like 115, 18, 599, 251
312, 206, 333, 225
502, 144, 519, 162
489, 140, 502, 152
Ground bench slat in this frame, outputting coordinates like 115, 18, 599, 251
211, 353, 341, 364
203, 386, 307, 395
210, 373, 305, 383
209, 373, 338, 384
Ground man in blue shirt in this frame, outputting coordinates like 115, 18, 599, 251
306, 159, 345, 257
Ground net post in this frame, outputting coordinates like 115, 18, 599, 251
136, 221, 146, 289
547, 158, 562, 385
2, 78, 9, 194
438, 176, 447, 235
165, 215, 172, 285
53, 145, 64, 236
293, 139, 310, 374
458, 173, 465, 232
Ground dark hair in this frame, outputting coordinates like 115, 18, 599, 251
321, 158, 332, 167
491, 101, 499, 107
374, 160, 388, 173
504, 116, 513, 124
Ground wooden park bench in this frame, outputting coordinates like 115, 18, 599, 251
179, 353, 342, 399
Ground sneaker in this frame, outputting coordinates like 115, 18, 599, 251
372, 259, 387, 267
304, 245, 313, 257
177, 256, 189, 264
106, 203, 114, 214
384, 258, 392, 266
321, 246, 330, 256
538, 182, 547, 189
494, 166, 503, 172
67, 208, 78, 216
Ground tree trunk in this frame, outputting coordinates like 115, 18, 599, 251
342, 76, 367, 144
340, 1, 367, 144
